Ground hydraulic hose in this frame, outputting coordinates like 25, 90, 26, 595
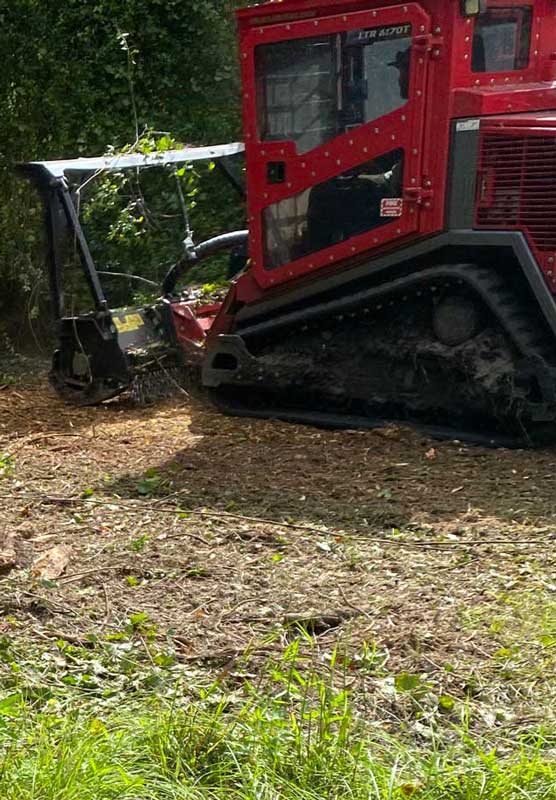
163, 230, 248, 296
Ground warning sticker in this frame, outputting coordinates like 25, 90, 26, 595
380, 198, 404, 218
113, 313, 144, 334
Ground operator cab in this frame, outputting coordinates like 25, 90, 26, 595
236, 0, 550, 293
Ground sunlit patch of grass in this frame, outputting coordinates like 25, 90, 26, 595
463, 587, 556, 656
459, 586, 556, 729
2, 644, 556, 799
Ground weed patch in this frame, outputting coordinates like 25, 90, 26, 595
2, 647, 556, 799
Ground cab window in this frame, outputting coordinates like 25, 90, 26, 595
263, 150, 404, 269
256, 23, 412, 154
472, 6, 532, 73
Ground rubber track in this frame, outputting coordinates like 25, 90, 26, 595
211, 264, 556, 445
237, 264, 549, 360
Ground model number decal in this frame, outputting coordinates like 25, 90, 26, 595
347, 24, 412, 45
114, 313, 144, 334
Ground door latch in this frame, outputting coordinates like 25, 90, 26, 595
405, 184, 434, 208
413, 33, 444, 59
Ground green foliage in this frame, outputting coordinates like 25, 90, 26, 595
136, 467, 163, 496
0, 0, 246, 341
0, 454, 14, 479
2, 641, 556, 798
75, 131, 242, 311
130, 534, 150, 553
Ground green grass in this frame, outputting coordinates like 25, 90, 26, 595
2, 650, 556, 800
2, 695, 556, 799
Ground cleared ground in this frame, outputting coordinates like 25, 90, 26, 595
2, 375, 556, 746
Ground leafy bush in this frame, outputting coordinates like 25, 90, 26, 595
0, 0, 246, 343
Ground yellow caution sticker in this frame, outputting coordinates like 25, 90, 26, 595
113, 313, 144, 334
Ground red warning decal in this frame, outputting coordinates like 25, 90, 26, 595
380, 198, 404, 218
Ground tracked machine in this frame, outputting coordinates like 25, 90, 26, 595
22, 0, 556, 444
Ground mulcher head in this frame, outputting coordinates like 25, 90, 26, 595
17, 144, 246, 405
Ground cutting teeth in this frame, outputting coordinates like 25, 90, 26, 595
130, 366, 190, 405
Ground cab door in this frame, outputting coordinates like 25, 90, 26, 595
239, 3, 432, 288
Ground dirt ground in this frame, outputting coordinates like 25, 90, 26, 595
2, 375, 556, 739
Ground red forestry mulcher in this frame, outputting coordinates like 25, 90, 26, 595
19, 0, 556, 445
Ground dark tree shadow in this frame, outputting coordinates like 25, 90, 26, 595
105, 398, 556, 535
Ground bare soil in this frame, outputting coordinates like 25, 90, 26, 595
2, 376, 556, 738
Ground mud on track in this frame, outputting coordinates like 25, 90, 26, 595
2, 378, 556, 738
